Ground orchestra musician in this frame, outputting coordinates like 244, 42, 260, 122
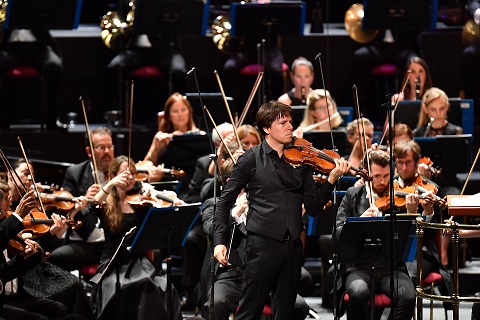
278, 57, 315, 106
201, 157, 310, 320
0, 185, 90, 320
90, 155, 183, 320
392, 56, 433, 103
412, 87, 463, 137
293, 89, 343, 138
51, 127, 164, 272
344, 118, 374, 175
392, 140, 452, 298
144, 92, 203, 166
335, 151, 416, 320
213, 101, 350, 319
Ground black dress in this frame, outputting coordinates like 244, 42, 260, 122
92, 206, 182, 320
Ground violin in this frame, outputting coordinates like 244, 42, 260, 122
284, 137, 372, 181
418, 157, 442, 178
126, 184, 177, 208
7, 235, 50, 260
135, 160, 185, 182
37, 189, 96, 213
375, 184, 437, 211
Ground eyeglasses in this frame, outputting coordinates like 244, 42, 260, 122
395, 160, 415, 167
93, 145, 115, 151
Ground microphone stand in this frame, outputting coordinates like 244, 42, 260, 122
383, 94, 399, 319
314, 53, 339, 320
189, 67, 217, 319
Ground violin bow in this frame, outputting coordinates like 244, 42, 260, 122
17, 137, 47, 217
80, 96, 101, 185
0, 147, 28, 198
127, 80, 134, 172
203, 106, 236, 165
315, 53, 335, 150
352, 85, 374, 207
378, 70, 412, 146
214, 70, 242, 149
237, 71, 263, 128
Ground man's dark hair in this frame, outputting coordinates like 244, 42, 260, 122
255, 101, 293, 137
368, 150, 390, 168
84, 127, 112, 147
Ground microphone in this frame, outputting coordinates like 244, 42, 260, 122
187, 67, 195, 75
415, 76, 421, 100
424, 117, 434, 137
314, 53, 321, 61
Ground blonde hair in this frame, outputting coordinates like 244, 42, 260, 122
346, 118, 373, 136
298, 89, 342, 129
418, 87, 449, 127
238, 124, 261, 145
104, 155, 135, 233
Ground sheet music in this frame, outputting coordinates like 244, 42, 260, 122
450, 193, 480, 207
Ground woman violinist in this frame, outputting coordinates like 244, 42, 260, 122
144, 93, 204, 166
91, 155, 183, 320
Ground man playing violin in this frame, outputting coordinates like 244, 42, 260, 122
335, 150, 416, 320
213, 101, 350, 319
393, 140, 452, 301
0, 186, 86, 320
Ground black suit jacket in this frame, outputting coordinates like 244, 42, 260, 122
62, 160, 100, 241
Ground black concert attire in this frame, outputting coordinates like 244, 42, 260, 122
335, 184, 415, 320
0, 214, 81, 320
412, 122, 463, 137
202, 197, 309, 320
90, 205, 182, 320
0, 28, 63, 128
394, 175, 452, 300
185, 155, 213, 204
48, 160, 104, 271
213, 140, 334, 319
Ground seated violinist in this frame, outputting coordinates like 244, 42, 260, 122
343, 118, 374, 176
335, 150, 416, 320
0, 186, 88, 320
90, 155, 183, 320
293, 89, 343, 139
52, 126, 163, 272
392, 140, 452, 297
412, 87, 462, 137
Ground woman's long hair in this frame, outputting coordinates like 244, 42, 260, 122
159, 93, 196, 133
104, 155, 135, 233
403, 57, 433, 101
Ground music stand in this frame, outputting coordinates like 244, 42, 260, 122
185, 92, 236, 132
5, 0, 83, 29
128, 204, 201, 320
338, 217, 416, 319
362, 0, 437, 31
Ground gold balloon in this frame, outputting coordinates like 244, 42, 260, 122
344, 3, 379, 44
462, 19, 480, 47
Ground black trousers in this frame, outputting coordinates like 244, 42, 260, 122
235, 233, 302, 320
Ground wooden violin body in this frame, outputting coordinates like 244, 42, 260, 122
283, 137, 372, 181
